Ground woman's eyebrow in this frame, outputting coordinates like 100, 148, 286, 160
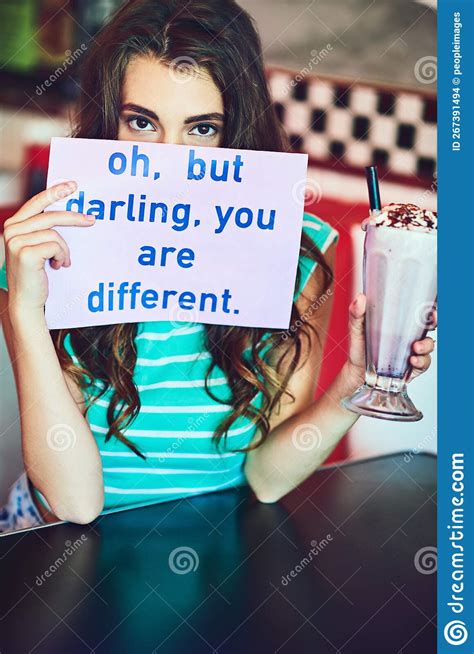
184, 113, 224, 124
121, 103, 158, 120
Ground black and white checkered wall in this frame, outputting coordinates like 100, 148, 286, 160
267, 68, 436, 185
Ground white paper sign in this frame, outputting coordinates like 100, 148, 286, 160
44, 137, 308, 329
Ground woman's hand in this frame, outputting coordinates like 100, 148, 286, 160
345, 293, 437, 387
3, 181, 95, 319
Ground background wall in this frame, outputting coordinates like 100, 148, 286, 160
239, 0, 437, 87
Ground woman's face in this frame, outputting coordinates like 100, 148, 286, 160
118, 55, 224, 147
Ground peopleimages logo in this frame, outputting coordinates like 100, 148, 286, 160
444, 620, 468, 646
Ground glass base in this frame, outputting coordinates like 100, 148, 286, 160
341, 384, 423, 422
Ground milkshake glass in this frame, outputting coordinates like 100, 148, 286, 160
341, 203, 437, 421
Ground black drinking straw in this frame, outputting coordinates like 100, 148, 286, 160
365, 165, 382, 214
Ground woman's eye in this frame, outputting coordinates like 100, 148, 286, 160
189, 123, 218, 138
127, 116, 155, 132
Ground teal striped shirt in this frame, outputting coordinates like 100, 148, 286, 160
0, 212, 338, 517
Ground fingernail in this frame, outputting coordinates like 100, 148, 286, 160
84, 214, 96, 222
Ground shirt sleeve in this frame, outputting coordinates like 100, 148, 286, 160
0, 239, 7, 291
293, 212, 339, 302
32, 485, 54, 513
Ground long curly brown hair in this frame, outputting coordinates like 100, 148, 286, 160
51, 0, 334, 459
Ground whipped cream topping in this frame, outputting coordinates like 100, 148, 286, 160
368, 203, 437, 233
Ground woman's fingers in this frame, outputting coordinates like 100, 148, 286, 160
412, 336, 435, 355
408, 336, 435, 381
348, 293, 366, 342
17, 240, 66, 272
8, 229, 72, 268
348, 293, 367, 369
410, 354, 431, 372
349, 292, 366, 321
5, 181, 78, 225
4, 210, 95, 240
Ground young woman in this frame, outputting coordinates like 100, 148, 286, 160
0, 0, 435, 532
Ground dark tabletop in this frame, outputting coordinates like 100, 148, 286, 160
0, 451, 436, 654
